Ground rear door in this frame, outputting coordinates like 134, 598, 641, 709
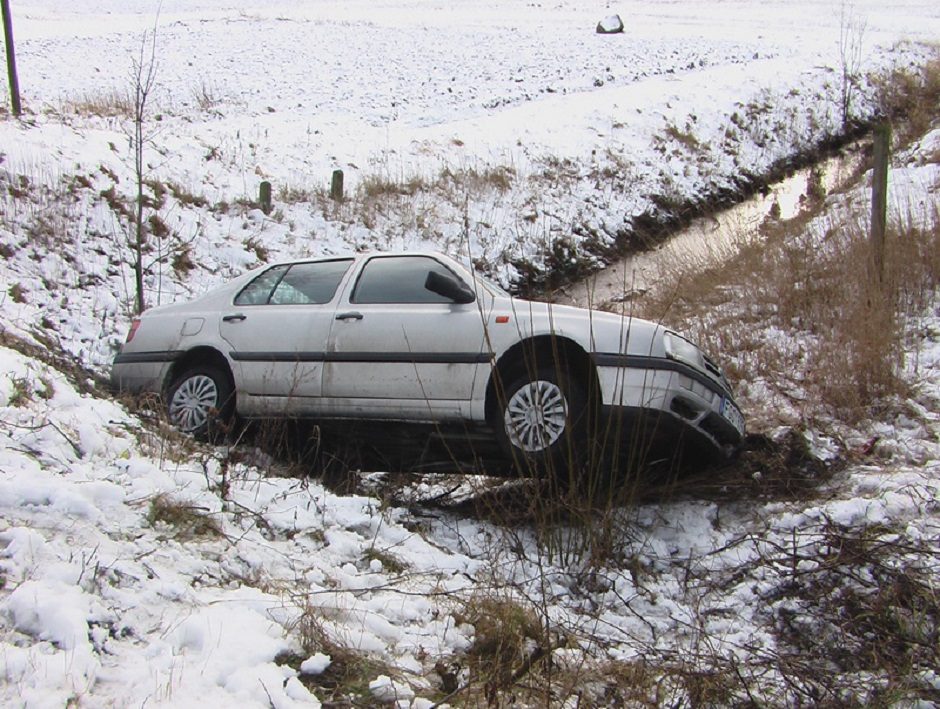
322, 255, 489, 415
219, 259, 353, 412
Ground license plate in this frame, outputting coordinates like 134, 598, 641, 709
720, 397, 745, 436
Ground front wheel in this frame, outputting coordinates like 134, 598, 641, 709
166, 365, 234, 440
493, 365, 588, 477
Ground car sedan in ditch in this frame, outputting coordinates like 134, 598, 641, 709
111, 252, 744, 470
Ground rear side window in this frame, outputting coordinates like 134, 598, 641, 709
234, 260, 352, 306
351, 256, 462, 304
234, 265, 288, 305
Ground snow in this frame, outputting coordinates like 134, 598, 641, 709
299, 653, 331, 675
1, 0, 939, 706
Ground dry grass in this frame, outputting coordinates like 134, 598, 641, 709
663, 122, 703, 153
637, 189, 939, 426
6, 376, 32, 407
165, 180, 209, 208
763, 523, 940, 704
0, 327, 109, 398
440, 164, 515, 194
171, 244, 196, 277
872, 52, 940, 145
61, 90, 133, 119
147, 494, 222, 540
190, 80, 223, 112
448, 593, 557, 705
356, 162, 514, 205
278, 599, 396, 704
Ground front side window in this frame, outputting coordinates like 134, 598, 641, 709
235, 259, 352, 306
351, 256, 465, 304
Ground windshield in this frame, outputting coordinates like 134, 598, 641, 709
475, 272, 510, 297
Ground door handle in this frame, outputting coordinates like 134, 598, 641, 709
335, 311, 364, 321
222, 314, 246, 323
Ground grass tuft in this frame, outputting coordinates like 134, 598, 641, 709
171, 245, 196, 277
147, 494, 222, 540
454, 593, 550, 702
9, 282, 27, 304
279, 599, 397, 703
7, 376, 33, 407
61, 90, 133, 118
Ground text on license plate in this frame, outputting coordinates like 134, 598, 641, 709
720, 398, 745, 436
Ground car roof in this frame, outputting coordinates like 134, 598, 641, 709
264, 250, 462, 269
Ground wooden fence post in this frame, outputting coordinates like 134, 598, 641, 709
330, 169, 344, 201
259, 180, 272, 214
870, 123, 890, 285
1, 0, 21, 116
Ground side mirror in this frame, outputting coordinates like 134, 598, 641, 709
425, 270, 475, 304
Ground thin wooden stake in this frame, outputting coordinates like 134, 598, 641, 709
870, 123, 890, 284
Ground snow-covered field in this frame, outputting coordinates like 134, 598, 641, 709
1, 0, 940, 706
1, 0, 938, 372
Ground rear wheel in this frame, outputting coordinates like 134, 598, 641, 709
166, 365, 234, 440
493, 364, 588, 477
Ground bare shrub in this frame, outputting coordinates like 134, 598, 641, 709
766, 523, 940, 704
128, 26, 159, 314
838, 0, 867, 129
872, 52, 940, 144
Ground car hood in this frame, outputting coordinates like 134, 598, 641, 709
495, 296, 669, 358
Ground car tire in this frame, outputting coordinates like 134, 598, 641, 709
166, 365, 234, 441
493, 363, 589, 478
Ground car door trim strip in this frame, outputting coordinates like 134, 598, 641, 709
113, 350, 183, 364
229, 351, 491, 364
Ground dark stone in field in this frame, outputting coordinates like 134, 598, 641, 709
597, 15, 625, 34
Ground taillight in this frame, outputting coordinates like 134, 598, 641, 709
126, 318, 141, 343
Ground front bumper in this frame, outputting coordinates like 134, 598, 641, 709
593, 355, 744, 453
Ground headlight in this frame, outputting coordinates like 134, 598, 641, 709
664, 331, 705, 370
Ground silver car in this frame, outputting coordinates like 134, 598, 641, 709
111, 252, 744, 471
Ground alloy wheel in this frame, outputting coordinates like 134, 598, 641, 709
503, 379, 568, 452
168, 374, 219, 433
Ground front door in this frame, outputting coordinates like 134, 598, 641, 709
323, 255, 489, 416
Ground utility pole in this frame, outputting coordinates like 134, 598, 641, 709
1, 0, 21, 116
